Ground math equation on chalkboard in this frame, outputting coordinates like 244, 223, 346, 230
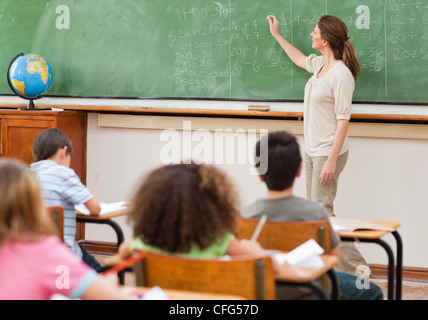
0, 0, 427, 104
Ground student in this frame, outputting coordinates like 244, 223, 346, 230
242, 131, 383, 300
0, 158, 132, 300
267, 14, 367, 274
31, 128, 101, 270
116, 162, 273, 263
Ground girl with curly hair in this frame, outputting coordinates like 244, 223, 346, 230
118, 162, 266, 259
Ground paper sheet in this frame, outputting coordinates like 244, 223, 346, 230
274, 239, 325, 268
330, 217, 394, 232
141, 286, 171, 300
75, 201, 127, 215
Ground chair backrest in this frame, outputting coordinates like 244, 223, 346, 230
235, 216, 331, 254
48, 206, 64, 241
133, 251, 276, 300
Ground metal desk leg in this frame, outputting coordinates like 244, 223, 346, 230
341, 237, 395, 300
77, 217, 125, 284
101, 219, 125, 248
392, 231, 403, 300
327, 269, 340, 300
368, 238, 395, 300
77, 218, 125, 248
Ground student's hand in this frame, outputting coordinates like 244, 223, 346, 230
226, 238, 264, 256
269, 255, 280, 275
85, 196, 101, 215
238, 239, 265, 252
266, 15, 280, 37
104, 254, 124, 266
227, 238, 280, 275
319, 158, 336, 185
118, 238, 134, 260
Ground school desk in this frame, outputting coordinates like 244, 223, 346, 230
274, 254, 339, 300
331, 217, 402, 300
76, 208, 129, 248
76, 208, 129, 284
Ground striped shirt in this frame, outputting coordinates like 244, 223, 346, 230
31, 160, 93, 259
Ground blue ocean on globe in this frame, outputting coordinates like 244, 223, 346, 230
8, 54, 53, 99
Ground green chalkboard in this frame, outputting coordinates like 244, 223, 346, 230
1, 0, 427, 104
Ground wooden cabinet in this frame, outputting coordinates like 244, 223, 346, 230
0, 109, 87, 184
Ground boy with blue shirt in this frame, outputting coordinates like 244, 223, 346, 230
31, 128, 101, 270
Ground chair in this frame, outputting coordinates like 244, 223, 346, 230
48, 206, 64, 241
235, 216, 339, 299
132, 251, 276, 300
235, 217, 332, 253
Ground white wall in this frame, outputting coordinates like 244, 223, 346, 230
335, 136, 428, 268
85, 112, 428, 269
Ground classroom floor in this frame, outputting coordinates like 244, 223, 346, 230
93, 253, 428, 300
371, 278, 428, 300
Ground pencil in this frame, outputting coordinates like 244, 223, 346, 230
250, 215, 267, 242
91, 172, 99, 194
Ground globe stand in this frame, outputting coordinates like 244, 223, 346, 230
18, 95, 39, 110
28, 100, 35, 110
17, 99, 36, 111
14, 97, 40, 111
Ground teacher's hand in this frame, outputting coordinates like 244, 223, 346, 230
266, 15, 280, 37
319, 158, 336, 185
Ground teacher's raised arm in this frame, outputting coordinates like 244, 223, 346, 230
266, 15, 307, 69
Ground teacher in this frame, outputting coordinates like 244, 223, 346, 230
267, 14, 367, 274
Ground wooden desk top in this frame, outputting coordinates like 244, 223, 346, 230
332, 218, 401, 240
128, 287, 247, 300
76, 208, 129, 220
274, 255, 339, 283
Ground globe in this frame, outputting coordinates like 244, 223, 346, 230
7, 53, 53, 108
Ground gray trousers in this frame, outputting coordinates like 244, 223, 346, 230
305, 151, 369, 276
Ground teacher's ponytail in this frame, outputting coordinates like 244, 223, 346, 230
342, 38, 361, 80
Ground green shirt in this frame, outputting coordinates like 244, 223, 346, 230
130, 233, 234, 259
